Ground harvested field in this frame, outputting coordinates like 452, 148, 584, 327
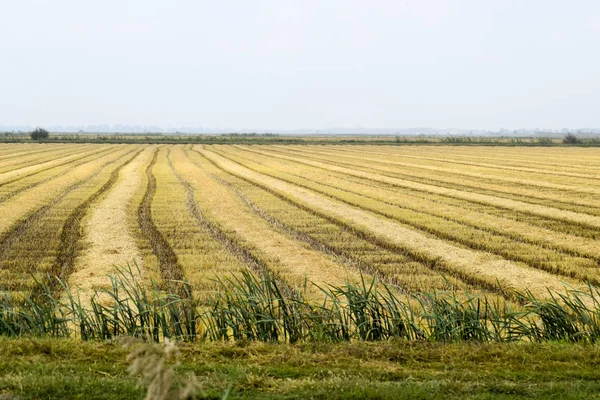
1, 143, 600, 304
68, 147, 153, 299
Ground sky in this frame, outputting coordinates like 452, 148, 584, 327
1, 0, 599, 131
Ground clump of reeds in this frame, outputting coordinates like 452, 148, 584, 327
4, 266, 600, 344
516, 284, 600, 342
1, 265, 198, 342
0, 276, 69, 337
201, 273, 600, 344
203, 270, 307, 343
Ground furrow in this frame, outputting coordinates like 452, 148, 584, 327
166, 148, 267, 278
198, 145, 582, 298
171, 146, 361, 299
137, 147, 185, 289
0, 146, 116, 202
67, 147, 155, 299
0, 146, 137, 296
263, 146, 600, 214
235, 146, 600, 230
48, 149, 144, 290
220, 146, 600, 275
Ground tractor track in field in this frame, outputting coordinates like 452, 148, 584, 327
229, 146, 600, 241
198, 146, 584, 299
217, 148, 600, 281
188, 148, 475, 289
166, 148, 272, 278
0, 146, 90, 176
47, 148, 144, 292
0, 146, 117, 202
242, 145, 600, 225
0, 148, 137, 274
137, 148, 185, 292
185, 148, 408, 291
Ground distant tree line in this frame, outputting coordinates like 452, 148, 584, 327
0, 129, 593, 146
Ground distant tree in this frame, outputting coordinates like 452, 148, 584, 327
30, 127, 49, 140
563, 133, 579, 144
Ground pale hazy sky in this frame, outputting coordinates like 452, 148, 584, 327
1, 0, 599, 130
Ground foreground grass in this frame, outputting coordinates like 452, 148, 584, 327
1, 339, 600, 399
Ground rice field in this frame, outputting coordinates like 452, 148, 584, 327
1, 143, 599, 306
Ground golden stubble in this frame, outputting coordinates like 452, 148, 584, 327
235, 146, 600, 229
177, 146, 361, 299
221, 146, 600, 274
199, 146, 582, 298
68, 146, 153, 300
0, 146, 131, 236
0, 145, 103, 180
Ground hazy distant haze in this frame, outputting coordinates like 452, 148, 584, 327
1, 0, 599, 131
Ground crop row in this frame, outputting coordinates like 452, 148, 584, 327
2, 143, 599, 307
211, 146, 599, 283
280, 146, 600, 207
190, 148, 474, 294
140, 146, 249, 301
0, 145, 115, 203
178, 147, 360, 299
234, 146, 600, 236
350, 145, 600, 172
0, 144, 88, 175
196, 146, 575, 298
264, 146, 600, 215
0, 146, 137, 298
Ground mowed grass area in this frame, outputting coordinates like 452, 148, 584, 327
2, 339, 600, 399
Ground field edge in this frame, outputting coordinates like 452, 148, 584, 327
1, 338, 600, 399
